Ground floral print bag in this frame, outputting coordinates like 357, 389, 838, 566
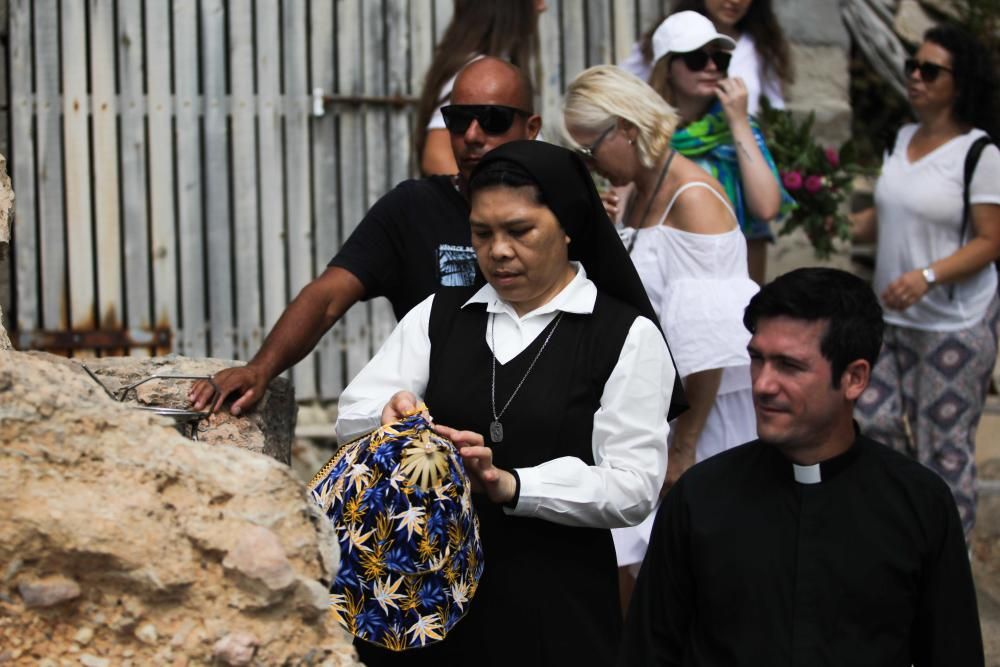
309, 413, 484, 651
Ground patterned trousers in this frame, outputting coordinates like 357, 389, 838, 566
855, 297, 1000, 538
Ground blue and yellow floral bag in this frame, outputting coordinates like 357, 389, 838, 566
309, 413, 484, 651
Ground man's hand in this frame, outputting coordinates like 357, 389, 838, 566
432, 424, 516, 505
189, 365, 268, 415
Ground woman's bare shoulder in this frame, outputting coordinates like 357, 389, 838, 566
663, 179, 738, 234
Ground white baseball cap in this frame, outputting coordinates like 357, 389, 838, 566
651, 11, 737, 63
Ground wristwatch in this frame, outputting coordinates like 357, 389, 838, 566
922, 267, 937, 287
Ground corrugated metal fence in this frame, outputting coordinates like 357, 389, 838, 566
8, 0, 669, 402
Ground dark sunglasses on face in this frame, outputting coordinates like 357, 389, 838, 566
675, 49, 732, 73
440, 104, 531, 135
904, 58, 953, 82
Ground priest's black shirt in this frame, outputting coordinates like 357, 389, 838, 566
619, 432, 984, 667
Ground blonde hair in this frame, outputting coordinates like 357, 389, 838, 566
563, 65, 680, 169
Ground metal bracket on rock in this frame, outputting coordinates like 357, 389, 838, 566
79, 364, 217, 441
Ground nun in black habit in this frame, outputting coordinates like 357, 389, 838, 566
335, 140, 682, 665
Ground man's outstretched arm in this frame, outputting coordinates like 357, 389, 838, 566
188, 266, 365, 415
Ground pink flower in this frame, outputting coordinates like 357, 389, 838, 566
805, 175, 824, 194
824, 147, 840, 168
782, 171, 803, 191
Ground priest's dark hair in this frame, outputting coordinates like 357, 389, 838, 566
743, 268, 884, 387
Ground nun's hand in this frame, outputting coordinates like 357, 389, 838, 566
381, 390, 429, 425
433, 424, 516, 504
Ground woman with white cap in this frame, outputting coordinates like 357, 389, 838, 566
620, 0, 792, 117
647, 10, 791, 284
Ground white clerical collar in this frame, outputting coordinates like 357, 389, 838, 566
462, 262, 597, 320
792, 463, 822, 485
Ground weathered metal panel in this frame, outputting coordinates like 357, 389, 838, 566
365, 0, 398, 355
146, 0, 177, 351
285, 0, 319, 400
7, 0, 668, 397
614, 0, 638, 64
174, 0, 207, 357
337, 0, 370, 386
10, 0, 38, 335
61, 0, 94, 336
230, 0, 262, 361
311, 0, 345, 398
201, 0, 235, 360
256, 0, 288, 350
539, 0, 565, 141
586, 0, 613, 68
35, 0, 67, 333
90, 0, 123, 335
118, 0, 152, 355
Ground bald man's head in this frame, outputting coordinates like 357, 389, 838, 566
445, 57, 542, 180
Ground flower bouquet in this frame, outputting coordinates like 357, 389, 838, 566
758, 101, 868, 259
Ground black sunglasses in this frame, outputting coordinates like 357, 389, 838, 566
440, 104, 531, 135
904, 58, 953, 83
675, 49, 732, 73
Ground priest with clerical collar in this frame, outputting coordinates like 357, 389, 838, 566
619, 267, 984, 667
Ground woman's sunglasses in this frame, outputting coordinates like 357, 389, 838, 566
903, 58, 953, 83
674, 49, 732, 73
575, 124, 617, 161
441, 104, 531, 135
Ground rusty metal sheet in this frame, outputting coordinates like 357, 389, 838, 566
12, 328, 173, 352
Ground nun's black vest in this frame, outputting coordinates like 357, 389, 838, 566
359, 285, 638, 666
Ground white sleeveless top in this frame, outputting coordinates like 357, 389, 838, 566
618, 182, 759, 393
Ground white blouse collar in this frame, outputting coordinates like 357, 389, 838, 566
462, 262, 597, 320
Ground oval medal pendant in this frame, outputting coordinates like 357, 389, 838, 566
489, 420, 504, 443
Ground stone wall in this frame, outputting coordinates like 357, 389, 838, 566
80, 355, 296, 465
775, 0, 852, 146
0, 351, 361, 666
768, 0, 856, 279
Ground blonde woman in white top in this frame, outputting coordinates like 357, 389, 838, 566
564, 64, 758, 608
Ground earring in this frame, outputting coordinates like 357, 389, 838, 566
628, 139, 634, 145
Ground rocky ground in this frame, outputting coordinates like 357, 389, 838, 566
973, 407, 1000, 667
0, 351, 361, 666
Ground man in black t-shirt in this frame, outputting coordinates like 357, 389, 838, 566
190, 57, 542, 414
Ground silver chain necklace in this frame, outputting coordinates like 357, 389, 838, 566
489, 311, 565, 443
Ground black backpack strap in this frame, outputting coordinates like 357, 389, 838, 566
948, 136, 995, 300
958, 136, 994, 244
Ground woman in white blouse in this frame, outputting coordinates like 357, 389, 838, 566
564, 64, 759, 607
336, 140, 680, 666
